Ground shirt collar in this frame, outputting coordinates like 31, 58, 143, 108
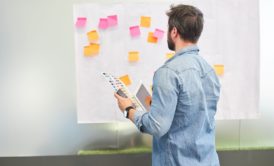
165, 45, 199, 64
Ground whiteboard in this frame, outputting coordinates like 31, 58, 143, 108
74, 1, 259, 123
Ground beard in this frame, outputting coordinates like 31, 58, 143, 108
167, 33, 175, 51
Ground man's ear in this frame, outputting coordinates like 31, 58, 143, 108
171, 27, 178, 38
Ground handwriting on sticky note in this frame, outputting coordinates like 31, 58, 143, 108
166, 52, 175, 59
107, 15, 118, 27
147, 32, 158, 43
214, 65, 224, 76
129, 26, 141, 37
140, 16, 151, 28
119, 75, 132, 86
128, 51, 139, 62
75, 17, 87, 28
153, 28, 164, 39
83, 43, 100, 56
87, 30, 99, 42
98, 18, 108, 29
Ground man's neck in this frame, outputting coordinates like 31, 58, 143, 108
175, 42, 195, 53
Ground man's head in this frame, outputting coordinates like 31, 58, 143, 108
166, 4, 204, 51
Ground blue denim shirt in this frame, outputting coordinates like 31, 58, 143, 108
134, 45, 220, 166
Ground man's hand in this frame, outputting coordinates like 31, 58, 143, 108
114, 92, 134, 113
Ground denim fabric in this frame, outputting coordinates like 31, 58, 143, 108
134, 45, 221, 166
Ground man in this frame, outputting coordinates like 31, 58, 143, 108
115, 4, 220, 166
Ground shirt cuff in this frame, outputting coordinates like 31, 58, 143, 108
133, 107, 147, 132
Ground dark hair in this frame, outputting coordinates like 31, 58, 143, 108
166, 4, 204, 43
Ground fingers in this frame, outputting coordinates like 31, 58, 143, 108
114, 93, 121, 99
114, 91, 127, 100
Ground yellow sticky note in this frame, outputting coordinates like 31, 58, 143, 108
128, 51, 140, 62
140, 16, 151, 28
83, 43, 100, 56
119, 75, 132, 86
214, 64, 224, 76
147, 32, 158, 43
166, 52, 175, 59
87, 30, 99, 42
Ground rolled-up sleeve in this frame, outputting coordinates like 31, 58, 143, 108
133, 67, 180, 138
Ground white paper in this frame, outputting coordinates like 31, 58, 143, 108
74, 1, 260, 123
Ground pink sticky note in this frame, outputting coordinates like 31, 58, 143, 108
129, 26, 141, 37
75, 17, 87, 28
98, 18, 108, 29
107, 15, 118, 27
153, 28, 165, 39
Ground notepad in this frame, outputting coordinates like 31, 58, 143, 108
83, 43, 100, 56
153, 28, 164, 39
87, 30, 99, 42
75, 17, 87, 28
135, 83, 152, 112
129, 26, 141, 37
107, 15, 118, 27
214, 64, 224, 76
140, 16, 151, 28
147, 32, 158, 43
119, 75, 132, 86
128, 51, 140, 62
99, 18, 108, 29
166, 52, 175, 59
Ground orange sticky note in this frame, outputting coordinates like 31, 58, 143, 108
147, 32, 158, 43
214, 64, 224, 76
140, 16, 151, 28
119, 75, 132, 86
87, 30, 99, 42
145, 96, 152, 106
83, 43, 100, 56
166, 52, 175, 59
128, 51, 140, 62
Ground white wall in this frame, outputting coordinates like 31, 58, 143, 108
216, 0, 274, 150
0, 0, 273, 156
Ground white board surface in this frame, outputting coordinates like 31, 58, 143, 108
74, 1, 260, 123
